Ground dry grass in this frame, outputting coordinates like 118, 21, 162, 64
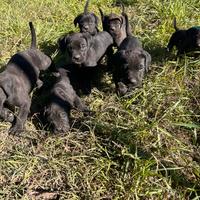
0, 0, 200, 199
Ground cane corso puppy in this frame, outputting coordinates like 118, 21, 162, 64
99, 5, 132, 47
113, 36, 151, 96
0, 22, 52, 134
58, 31, 113, 94
74, 0, 99, 35
44, 68, 91, 133
166, 18, 200, 55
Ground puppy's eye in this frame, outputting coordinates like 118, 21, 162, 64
138, 64, 144, 70
81, 44, 87, 49
68, 46, 72, 51
123, 63, 129, 69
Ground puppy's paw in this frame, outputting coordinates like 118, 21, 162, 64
83, 109, 95, 117
36, 79, 43, 89
8, 124, 24, 135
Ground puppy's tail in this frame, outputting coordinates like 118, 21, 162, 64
29, 22, 36, 49
84, 0, 90, 14
173, 17, 179, 31
121, 3, 125, 14
99, 8, 104, 21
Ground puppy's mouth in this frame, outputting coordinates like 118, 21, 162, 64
72, 57, 83, 64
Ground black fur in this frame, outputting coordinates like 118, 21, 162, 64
0, 22, 52, 134
44, 68, 90, 133
58, 31, 113, 94
113, 36, 151, 95
167, 18, 200, 55
74, 0, 99, 35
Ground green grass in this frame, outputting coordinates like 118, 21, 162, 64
0, 0, 200, 199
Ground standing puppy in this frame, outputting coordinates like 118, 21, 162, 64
0, 22, 52, 134
167, 18, 200, 55
44, 68, 90, 133
74, 0, 99, 35
58, 31, 113, 94
113, 36, 151, 96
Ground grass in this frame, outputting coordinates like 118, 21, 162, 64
0, 0, 200, 199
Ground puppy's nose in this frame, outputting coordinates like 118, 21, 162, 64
110, 26, 115, 31
83, 25, 89, 30
129, 78, 137, 86
73, 55, 80, 60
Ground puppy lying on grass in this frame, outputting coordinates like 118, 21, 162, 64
0, 22, 52, 134
74, 0, 99, 35
44, 68, 91, 134
58, 31, 113, 94
167, 18, 200, 56
113, 36, 151, 96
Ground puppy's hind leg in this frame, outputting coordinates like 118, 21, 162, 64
0, 88, 14, 122
9, 95, 31, 134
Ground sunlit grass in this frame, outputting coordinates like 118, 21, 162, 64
0, 0, 200, 199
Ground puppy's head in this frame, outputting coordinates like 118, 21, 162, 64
58, 33, 93, 65
74, 13, 99, 35
74, 0, 99, 35
114, 48, 150, 95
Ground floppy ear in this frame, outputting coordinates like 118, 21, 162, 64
58, 35, 70, 53
82, 33, 94, 48
122, 12, 132, 36
120, 16, 124, 28
74, 14, 83, 27
92, 13, 99, 26
140, 50, 151, 73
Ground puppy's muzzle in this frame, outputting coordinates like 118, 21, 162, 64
72, 54, 82, 64
82, 25, 90, 32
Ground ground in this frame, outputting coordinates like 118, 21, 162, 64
0, 0, 200, 199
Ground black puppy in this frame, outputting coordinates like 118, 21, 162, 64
99, 5, 132, 47
59, 31, 113, 66
44, 68, 91, 133
74, 0, 99, 35
0, 22, 52, 134
113, 36, 151, 96
58, 31, 113, 94
167, 18, 200, 55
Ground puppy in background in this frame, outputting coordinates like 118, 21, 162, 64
167, 18, 200, 56
0, 22, 52, 134
44, 68, 91, 133
99, 5, 132, 47
74, 0, 99, 35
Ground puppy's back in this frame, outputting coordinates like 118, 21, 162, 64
119, 36, 142, 51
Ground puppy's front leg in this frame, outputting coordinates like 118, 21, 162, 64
74, 96, 93, 116
9, 96, 31, 134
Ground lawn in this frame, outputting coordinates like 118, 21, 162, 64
0, 0, 200, 199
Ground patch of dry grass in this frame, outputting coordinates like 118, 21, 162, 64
0, 0, 200, 199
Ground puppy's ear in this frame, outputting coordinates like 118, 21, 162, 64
92, 13, 99, 26
140, 50, 151, 72
58, 35, 70, 53
120, 16, 124, 28
74, 14, 82, 27
82, 33, 94, 48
